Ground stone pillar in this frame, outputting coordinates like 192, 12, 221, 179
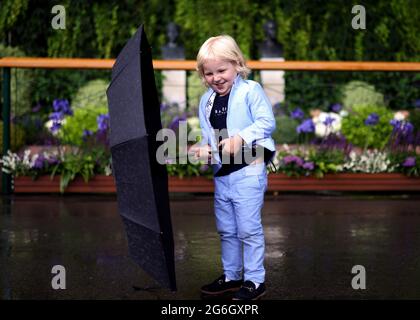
259, 57, 285, 106
162, 70, 187, 111
161, 22, 186, 111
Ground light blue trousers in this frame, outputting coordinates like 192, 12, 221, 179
213, 163, 267, 284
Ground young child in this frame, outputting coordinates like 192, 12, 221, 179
190, 35, 276, 300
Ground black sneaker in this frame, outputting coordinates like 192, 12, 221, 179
201, 275, 243, 295
232, 281, 266, 300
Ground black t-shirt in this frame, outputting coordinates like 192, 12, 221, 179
209, 93, 274, 177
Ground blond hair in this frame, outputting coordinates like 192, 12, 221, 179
196, 35, 250, 84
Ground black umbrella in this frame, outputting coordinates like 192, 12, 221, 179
106, 25, 176, 291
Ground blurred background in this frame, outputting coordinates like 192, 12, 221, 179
0, 0, 419, 184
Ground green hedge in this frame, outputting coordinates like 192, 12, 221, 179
1, 0, 419, 117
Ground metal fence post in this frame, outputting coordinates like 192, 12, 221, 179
2, 67, 12, 194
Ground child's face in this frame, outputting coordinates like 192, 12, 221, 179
202, 59, 238, 96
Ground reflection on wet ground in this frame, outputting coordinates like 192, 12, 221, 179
1, 193, 420, 299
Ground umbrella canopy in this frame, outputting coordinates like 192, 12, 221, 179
106, 25, 176, 291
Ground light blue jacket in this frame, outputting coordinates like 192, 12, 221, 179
198, 75, 276, 174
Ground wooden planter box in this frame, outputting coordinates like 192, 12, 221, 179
12, 173, 420, 193
13, 176, 117, 193
268, 173, 420, 191
13, 175, 213, 193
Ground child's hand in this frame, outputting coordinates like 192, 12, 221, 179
189, 144, 212, 162
219, 135, 243, 155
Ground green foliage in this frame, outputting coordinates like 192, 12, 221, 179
341, 81, 385, 110
0, 44, 33, 116
284, 72, 342, 112
30, 69, 109, 114
276, 147, 345, 178
2, 1, 419, 63
408, 109, 420, 134
154, 70, 163, 103
59, 106, 108, 146
12, 113, 50, 145
71, 79, 108, 110
341, 105, 394, 149
307, 148, 345, 178
354, 33, 365, 61
272, 116, 299, 144
389, 153, 420, 177
0, 121, 26, 153
175, 0, 257, 59
92, 4, 119, 58
50, 151, 96, 193
375, 72, 420, 110
166, 162, 212, 179
187, 71, 206, 113
47, 0, 85, 57
0, 0, 28, 36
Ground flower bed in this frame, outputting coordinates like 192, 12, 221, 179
12, 172, 420, 194
3, 99, 420, 194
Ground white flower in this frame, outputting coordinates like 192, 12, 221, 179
312, 112, 342, 137
104, 164, 112, 176
22, 149, 31, 167
343, 149, 396, 173
339, 110, 349, 117
45, 118, 67, 135
0, 151, 21, 174
393, 111, 409, 121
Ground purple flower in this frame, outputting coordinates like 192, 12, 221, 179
32, 155, 45, 169
52, 99, 72, 116
414, 99, 420, 108
97, 114, 110, 132
323, 116, 336, 126
48, 112, 65, 133
392, 120, 415, 136
390, 119, 401, 128
402, 122, 414, 134
283, 155, 304, 167
160, 103, 170, 111
330, 103, 342, 113
199, 164, 209, 173
49, 111, 64, 121
83, 129, 93, 137
50, 121, 62, 133
302, 161, 315, 170
47, 157, 60, 166
169, 114, 187, 131
290, 107, 304, 120
296, 119, 315, 134
402, 156, 416, 167
365, 113, 379, 126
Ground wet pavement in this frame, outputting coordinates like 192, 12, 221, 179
1, 193, 420, 300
